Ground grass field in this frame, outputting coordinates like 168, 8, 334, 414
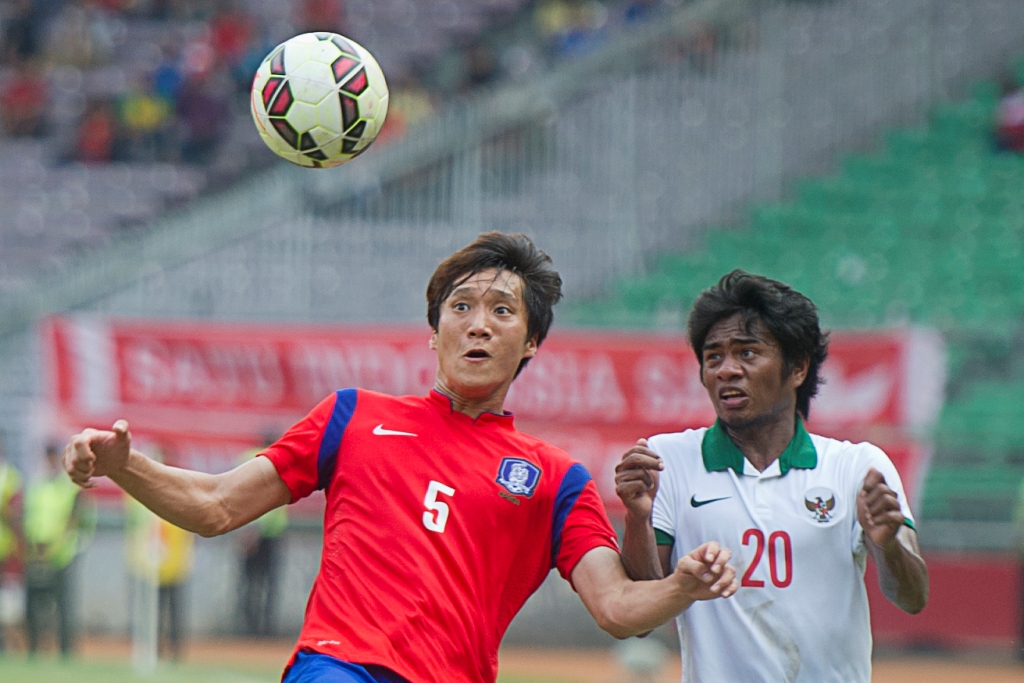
0, 657, 276, 683
0, 656, 569, 683
0, 640, 576, 683
1, 640, 1022, 683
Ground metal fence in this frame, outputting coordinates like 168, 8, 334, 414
7, 0, 1024, 337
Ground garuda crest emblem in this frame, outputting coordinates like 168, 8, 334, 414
804, 486, 837, 523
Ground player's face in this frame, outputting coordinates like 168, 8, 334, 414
430, 268, 537, 404
700, 313, 807, 429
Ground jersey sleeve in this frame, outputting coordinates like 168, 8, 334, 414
551, 463, 619, 584
648, 434, 678, 545
260, 389, 358, 502
850, 444, 915, 555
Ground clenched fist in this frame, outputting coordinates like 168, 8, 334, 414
63, 420, 133, 488
856, 468, 904, 549
615, 438, 663, 519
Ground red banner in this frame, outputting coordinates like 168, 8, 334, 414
41, 317, 943, 509
867, 553, 1020, 647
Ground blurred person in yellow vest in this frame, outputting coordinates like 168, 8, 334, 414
126, 445, 194, 661
238, 434, 287, 637
1015, 477, 1024, 661
23, 443, 95, 657
0, 438, 24, 653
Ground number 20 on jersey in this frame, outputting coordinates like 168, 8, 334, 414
741, 528, 793, 588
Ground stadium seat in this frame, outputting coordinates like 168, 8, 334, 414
568, 62, 1024, 526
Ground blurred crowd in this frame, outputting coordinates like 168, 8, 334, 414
0, 0, 363, 164
435, 0, 706, 95
0, 441, 95, 657
0, 434, 287, 658
0, 0, 699, 168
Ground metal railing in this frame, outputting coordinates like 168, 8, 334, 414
0, 0, 753, 337
6, 0, 1024, 338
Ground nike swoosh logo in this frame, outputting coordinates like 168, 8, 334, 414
690, 495, 730, 508
372, 424, 418, 437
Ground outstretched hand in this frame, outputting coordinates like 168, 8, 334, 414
63, 420, 133, 488
615, 438, 663, 519
670, 541, 738, 601
857, 468, 904, 549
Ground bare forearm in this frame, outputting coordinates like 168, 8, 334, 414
620, 512, 664, 581
110, 450, 236, 537
598, 574, 695, 638
871, 530, 928, 614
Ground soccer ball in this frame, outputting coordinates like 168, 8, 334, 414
250, 32, 389, 168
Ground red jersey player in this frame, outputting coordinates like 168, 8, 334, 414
63, 233, 738, 683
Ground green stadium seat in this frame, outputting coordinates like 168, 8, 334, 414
919, 465, 1024, 522
568, 62, 1024, 535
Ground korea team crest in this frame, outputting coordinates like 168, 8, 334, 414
496, 458, 542, 498
803, 486, 838, 524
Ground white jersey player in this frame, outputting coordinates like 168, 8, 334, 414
615, 270, 928, 683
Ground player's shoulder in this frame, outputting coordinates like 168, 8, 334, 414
807, 432, 892, 467
309, 388, 432, 424
647, 427, 709, 460
349, 387, 421, 407
504, 428, 594, 493
317, 388, 433, 417
508, 428, 575, 467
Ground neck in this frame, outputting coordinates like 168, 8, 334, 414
433, 378, 509, 419
721, 409, 797, 472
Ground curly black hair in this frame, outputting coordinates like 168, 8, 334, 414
687, 270, 830, 419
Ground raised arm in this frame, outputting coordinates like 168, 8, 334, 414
857, 468, 929, 614
572, 542, 737, 639
615, 439, 673, 580
64, 420, 290, 538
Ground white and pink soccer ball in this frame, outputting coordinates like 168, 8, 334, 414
251, 32, 389, 168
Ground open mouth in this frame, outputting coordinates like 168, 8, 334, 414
464, 349, 491, 360
719, 388, 748, 406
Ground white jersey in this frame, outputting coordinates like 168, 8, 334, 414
650, 421, 914, 683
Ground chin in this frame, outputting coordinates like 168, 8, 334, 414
449, 375, 504, 396
719, 410, 770, 431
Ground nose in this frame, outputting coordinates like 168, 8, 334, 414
467, 307, 492, 338
715, 353, 743, 381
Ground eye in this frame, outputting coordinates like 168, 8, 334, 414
495, 305, 511, 315
704, 352, 721, 364
741, 348, 756, 358
453, 302, 469, 312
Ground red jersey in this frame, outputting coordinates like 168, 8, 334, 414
262, 388, 618, 683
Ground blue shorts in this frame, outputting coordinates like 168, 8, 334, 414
282, 651, 409, 683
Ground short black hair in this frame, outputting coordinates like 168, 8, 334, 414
426, 232, 563, 377
687, 270, 830, 419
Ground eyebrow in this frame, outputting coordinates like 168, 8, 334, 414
449, 285, 519, 302
703, 336, 762, 350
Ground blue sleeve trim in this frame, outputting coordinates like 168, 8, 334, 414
550, 463, 592, 568
316, 389, 358, 491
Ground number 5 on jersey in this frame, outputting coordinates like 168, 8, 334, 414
423, 480, 456, 533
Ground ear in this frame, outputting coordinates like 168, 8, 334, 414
523, 335, 538, 360
429, 329, 438, 351
789, 356, 810, 389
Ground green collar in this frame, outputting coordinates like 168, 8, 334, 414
701, 419, 817, 475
